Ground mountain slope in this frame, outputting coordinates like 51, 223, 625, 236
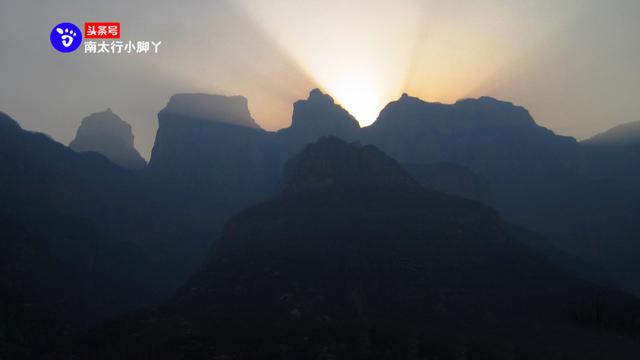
362, 94, 580, 186
0, 112, 213, 356
277, 88, 360, 150
0, 211, 154, 359
360, 95, 640, 294
584, 121, 640, 146
74, 138, 640, 359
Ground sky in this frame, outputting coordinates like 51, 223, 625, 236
1, 0, 639, 159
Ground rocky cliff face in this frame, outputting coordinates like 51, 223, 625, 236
163, 93, 261, 129
147, 95, 282, 222
362, 94, 579, 184
69, 109, 146, 170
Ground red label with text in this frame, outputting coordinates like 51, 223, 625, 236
84, 22, 120, 38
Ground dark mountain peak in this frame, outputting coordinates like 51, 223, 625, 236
281, 89, 360, 143
456, 95, 506, 105
377, 94, 535, 129
307, 87, 335, 104
282, 136, 419, 195
394, 92, 425, 105
453, 96, 536, 126
69, 109, 146, 170
373, 94, 445, 126
162, 93, 261, 129
0, 112, 21, 132
74, 109, 132, 136
584, 120, 640, 146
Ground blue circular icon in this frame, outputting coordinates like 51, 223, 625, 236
50, 22, 82, 53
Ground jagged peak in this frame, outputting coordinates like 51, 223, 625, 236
373, 93, 535, 128
70, 109, 146, 170
306, 88, 335, 104
80, 109, 131, 129
455, 96, 516, 107
287, 89, 360, 134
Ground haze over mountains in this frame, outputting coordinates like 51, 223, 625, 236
55, 89, 640, 294
1, 87, 640, 359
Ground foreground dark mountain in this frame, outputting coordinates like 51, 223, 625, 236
0, 112, 211, 357
73, 138, 640, 359
403, 162, 492, 203
69, 109, 146, 170
0, 212, 154, 359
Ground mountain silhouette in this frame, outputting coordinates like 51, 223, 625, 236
147, 94, 283, 222
147, 90, 490, 223
362, 94, 580, 186
0, 112, 212, 357
580, 121, 640, 192
360, 94, 640, 294
71, 138, 640, 359
584, 121, 640, 146
147, 90, 640, 292
0, 211, 155, 358
69, 109, 146, 170
278, 88, 360, 149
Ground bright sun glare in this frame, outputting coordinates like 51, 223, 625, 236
326, 73, 381, 126
238, 0, 422, 126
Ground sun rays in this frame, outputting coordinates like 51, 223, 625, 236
236, 0, 422, 126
